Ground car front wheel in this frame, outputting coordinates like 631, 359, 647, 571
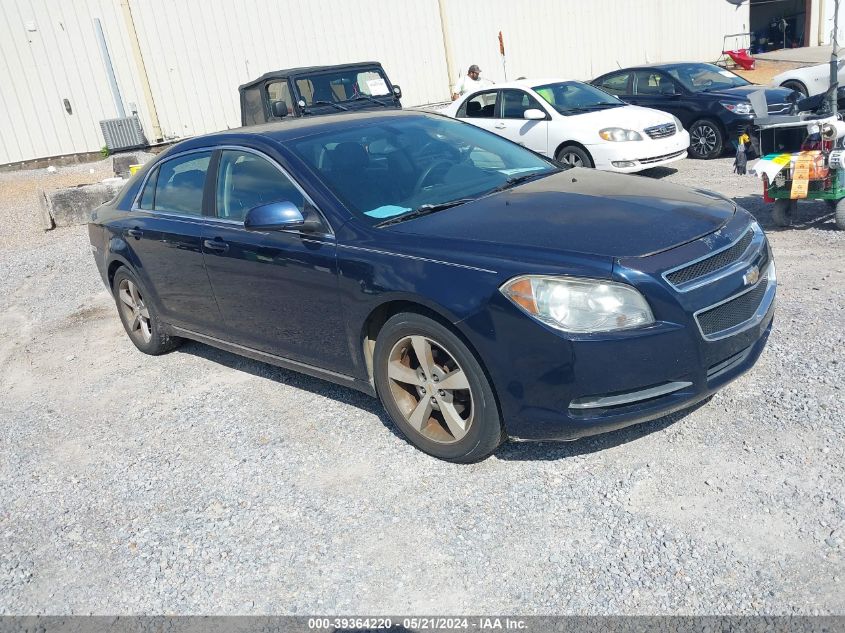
555, 145, 594, 168
688, 119, 723, 160
373, 312, 504, 462
781, 80, 808, 96
112, 267, 182, 355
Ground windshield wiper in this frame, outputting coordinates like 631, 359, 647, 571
374, 198, 476, 228
487, 171, 554, 193
310, 100, 349, 111
348, 94, 388, 107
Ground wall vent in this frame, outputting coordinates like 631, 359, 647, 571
99, 116, 147, 151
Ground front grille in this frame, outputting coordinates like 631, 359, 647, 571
666, 228, 754, 286
644, 123, 677, 139
696, 274, 768, 337
767, 102, 792, 115
639, 150, 686, 165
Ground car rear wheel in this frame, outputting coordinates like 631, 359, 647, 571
112, 267, 181, 355
771, 199, 797, 227
373, 312, 504, 462
835, 198, 845, 231
688, 119, 723, 160
781, 80, 808, 96
555, 145, 593, 168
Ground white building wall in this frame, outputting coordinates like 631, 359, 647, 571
1, 0, 752, 165
0, 0, 154, 165
440, 0, 750, 89
127, 0, 451, 139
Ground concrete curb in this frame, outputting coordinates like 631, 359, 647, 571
37, 180, 125, 230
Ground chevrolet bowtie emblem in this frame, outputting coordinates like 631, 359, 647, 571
743, 265, 760, 287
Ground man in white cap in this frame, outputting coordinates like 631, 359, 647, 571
452, 64, 492, 100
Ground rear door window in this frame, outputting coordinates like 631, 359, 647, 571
597, 72, 631, 95
139, 152, 212, 216
457, 90, 498, 118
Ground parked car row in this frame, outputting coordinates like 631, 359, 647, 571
441, 62, 796, 167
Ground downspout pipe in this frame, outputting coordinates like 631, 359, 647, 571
438, 0, 457, 99
119, 0, 163, 141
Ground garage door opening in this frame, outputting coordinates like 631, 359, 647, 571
749, 0, 811, 51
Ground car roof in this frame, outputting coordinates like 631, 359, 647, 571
599, 61, 720, 74
168, 110, 444, 151
479, 78, 581, 91
239, 62, 385, 90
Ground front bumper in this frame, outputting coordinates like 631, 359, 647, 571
460, 214, 775, 441
589, 130, 691, 173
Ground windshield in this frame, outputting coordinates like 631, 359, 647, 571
295, 69, 393, 107
290, 115, 558, 224
533, 81, 625, 114
665, 63, 750, 93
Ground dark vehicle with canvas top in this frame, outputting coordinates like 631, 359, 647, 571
239, 62, 402, 125
88, 110, 775, 463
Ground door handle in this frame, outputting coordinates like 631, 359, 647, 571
494, 123, 506, 129
203, 238, 229, 253
126, 228, 143, 239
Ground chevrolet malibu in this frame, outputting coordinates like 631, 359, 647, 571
89, 111, 775, 462
440, 78, 690, 172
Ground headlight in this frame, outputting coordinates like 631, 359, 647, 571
500, 275, 655, 333
720, 101, 754, 115
599, 127, 643, 142
671, 115, 683, 131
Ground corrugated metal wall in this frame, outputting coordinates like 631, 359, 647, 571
0, 0, 752, 165
440, 0, 750, 88
127, 0, 451, 140
0, 0, 154, 164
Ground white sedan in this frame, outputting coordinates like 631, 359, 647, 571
770, 61, 845, 96
440, 78, 690, 173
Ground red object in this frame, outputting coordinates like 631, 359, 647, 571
763, 176, 773, 203
724, 49, 755, 70
498, 31, 505, 56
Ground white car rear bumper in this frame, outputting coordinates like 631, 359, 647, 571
587, 130, 691, 173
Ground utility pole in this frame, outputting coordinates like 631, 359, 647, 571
831, 0, 840, 115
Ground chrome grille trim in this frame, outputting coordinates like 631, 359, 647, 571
662, 223, 765, 292
693, 261, 777, 341
644, 123, 677, 139
638, 149, 686, 165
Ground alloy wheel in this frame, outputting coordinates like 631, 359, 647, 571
117, 278, 152, 344
560, 152, 584, 167
691, 123, 717, 155
385, 335, 474, 444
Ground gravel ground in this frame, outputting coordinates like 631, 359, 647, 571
0, 156, 843, 615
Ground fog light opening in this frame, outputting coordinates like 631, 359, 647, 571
612, 160, 637, 168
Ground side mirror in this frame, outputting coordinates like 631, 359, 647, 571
523, 108, 547, 120
244, 201, 321, 232
271, 100, 288, 118
392, 85, 402, 100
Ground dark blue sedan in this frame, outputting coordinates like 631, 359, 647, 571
88, 110, 776, 462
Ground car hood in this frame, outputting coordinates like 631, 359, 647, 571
386, 169, 735, 259
701, 85, 795, 102
563, 104, 675, 129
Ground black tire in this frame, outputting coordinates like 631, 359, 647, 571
781, 80, 808, 96
836, 198, 845, 231
555, 145, 594, 168
112, 267, 182, 355
688, 118, 724, 160
373, 312, 504, 462
771, 198, 797, 227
